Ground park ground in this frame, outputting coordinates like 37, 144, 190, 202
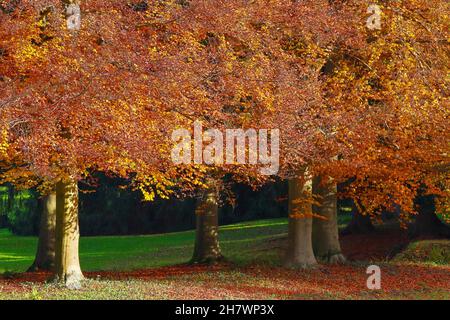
0, 217, 449, 300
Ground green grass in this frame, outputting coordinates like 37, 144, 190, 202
0, 216, 352, 273
2, 215, 449, 300
0, 218, 286, 272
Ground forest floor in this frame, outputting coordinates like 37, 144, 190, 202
0, 218, 449, 300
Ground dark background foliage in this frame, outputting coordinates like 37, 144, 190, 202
0, 174, 289, 236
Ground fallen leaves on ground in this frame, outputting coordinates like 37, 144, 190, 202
1, 263, 448, 300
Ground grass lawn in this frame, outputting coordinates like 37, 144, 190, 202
1, 216, 449, 300
0, 217, 303, 273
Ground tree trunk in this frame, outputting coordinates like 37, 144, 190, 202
28, 193, 56, 272
191, 186, 223, 264
341, 200, 375, 235
409, 194, 450, 239
283, 176, 317, 268
53, 179, 83, 288
312, 176, 346, 263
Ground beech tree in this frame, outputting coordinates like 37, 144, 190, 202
1, 0, 448, 280
191, 180, 223, 264
0, 0, 175, 287
312, 176, 345, 263
341, 200, 375, 235
276, 0, 449, 265
284, 173, 317, 268
321, 0, 449, 236
28, 191, 56, 272
128, 0, 358, 266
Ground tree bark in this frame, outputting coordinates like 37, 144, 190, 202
341, 200, 375, 235
191, 186, 223, 264
312, 176, 346, 263
409, 194, 450, 239
53, 179, 84, 288
28, 193, 56, 272
283, 176, 317, 268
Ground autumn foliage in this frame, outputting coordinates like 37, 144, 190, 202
0, 0, 448, 260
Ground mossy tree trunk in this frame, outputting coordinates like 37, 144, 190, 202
53, 179, 83, 289
191, 185, 223, 264
409, 194, 450, 239
283, 175, 317, 268
28, 193, 57, 272
341, 199, 375, 235
312, 176, 345, 263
